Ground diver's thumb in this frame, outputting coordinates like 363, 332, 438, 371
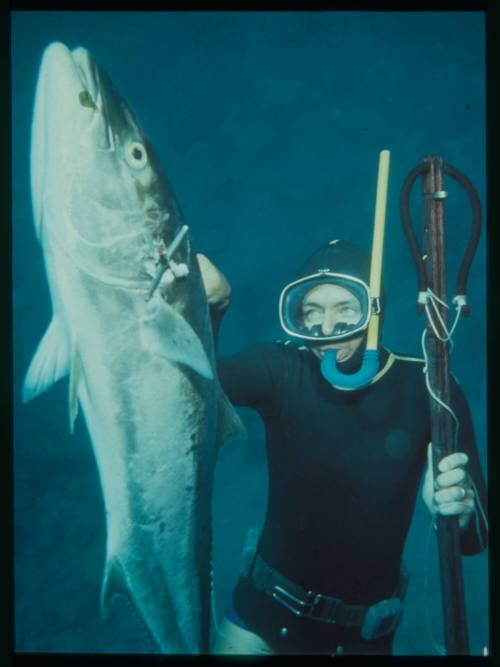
422, 442, 437, 514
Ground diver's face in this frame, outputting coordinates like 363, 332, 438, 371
301, 283, 365, 362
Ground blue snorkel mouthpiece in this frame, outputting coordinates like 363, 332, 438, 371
320, 348, 380, 390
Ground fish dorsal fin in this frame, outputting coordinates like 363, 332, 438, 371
69, 344, 82, 434
139, 296, 213, 380
217, 392, 247, 447
22, 316, 70, 403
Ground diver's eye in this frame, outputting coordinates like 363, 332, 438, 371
303, 309, 323, 326
126, 142, 148, 169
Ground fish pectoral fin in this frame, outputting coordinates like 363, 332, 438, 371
68, 344, 82, 434
100, 556, 130, 620
140, 298, 213, 380
22, 316, 70, 403
217, 392, 247, 447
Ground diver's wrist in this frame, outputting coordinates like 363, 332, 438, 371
197, 253, 232, 311
209, 295, 231, 312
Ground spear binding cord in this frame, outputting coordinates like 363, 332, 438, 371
399, 155, 483, 655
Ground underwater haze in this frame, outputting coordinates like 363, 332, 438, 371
12, 11, 488, 655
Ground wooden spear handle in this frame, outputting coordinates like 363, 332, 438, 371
366, 149, 390, 350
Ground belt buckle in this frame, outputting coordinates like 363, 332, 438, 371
272, 585, 319, 617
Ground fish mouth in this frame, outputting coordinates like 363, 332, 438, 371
31, 42, 110, 238
71, 47, 101, 110
71, 46, 116, 152
38, 42, 99, 111
35, 42, 114, 152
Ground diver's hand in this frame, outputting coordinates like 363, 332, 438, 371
196, 254, 232, 311
422, 443, 475, 529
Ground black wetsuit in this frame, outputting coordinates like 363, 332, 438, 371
216, 341, 488, 655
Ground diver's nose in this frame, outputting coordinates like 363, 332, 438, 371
321, 312, 336, 336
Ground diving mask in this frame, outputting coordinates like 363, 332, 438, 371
278, 272, 372, 343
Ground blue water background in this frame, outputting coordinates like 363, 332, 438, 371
12, 11, 488, 655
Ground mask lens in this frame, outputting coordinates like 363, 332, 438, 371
280, 274, 370, 342
332, 322, 359, 336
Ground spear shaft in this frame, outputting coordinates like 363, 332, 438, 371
422, 155, 469, 654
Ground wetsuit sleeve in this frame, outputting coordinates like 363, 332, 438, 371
216, 343, 286, 419
206, 299, 285, 417
451, 378, 488, 555
208, 302, 227, 347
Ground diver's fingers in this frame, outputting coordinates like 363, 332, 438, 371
438, 503, 470, 517
422, 444, 436, 513
434, 467, 467, 490
196, 253, 231, 307
435, 485, 471, 505
436, 494, 475, 517
435, 487, 474, 513
427, 443, 433, 471
437, 452, 469, 473
197, 253, 221, 283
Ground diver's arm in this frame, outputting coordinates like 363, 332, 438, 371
197, 253, 231, 348
209, 306, 227, 347
196, 253, 284, 414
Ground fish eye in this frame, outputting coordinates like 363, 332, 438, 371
126, 141, 148, 169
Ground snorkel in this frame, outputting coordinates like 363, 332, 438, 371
320, 150, 390, 389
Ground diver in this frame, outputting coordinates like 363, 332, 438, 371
197, 239, 488, 656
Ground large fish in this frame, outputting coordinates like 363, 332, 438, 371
22, 41, 244, 654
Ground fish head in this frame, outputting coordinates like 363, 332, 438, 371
31, 41, 188, 291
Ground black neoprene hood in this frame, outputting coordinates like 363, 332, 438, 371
297, 240, 375, 288
281, 240, 386, 341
